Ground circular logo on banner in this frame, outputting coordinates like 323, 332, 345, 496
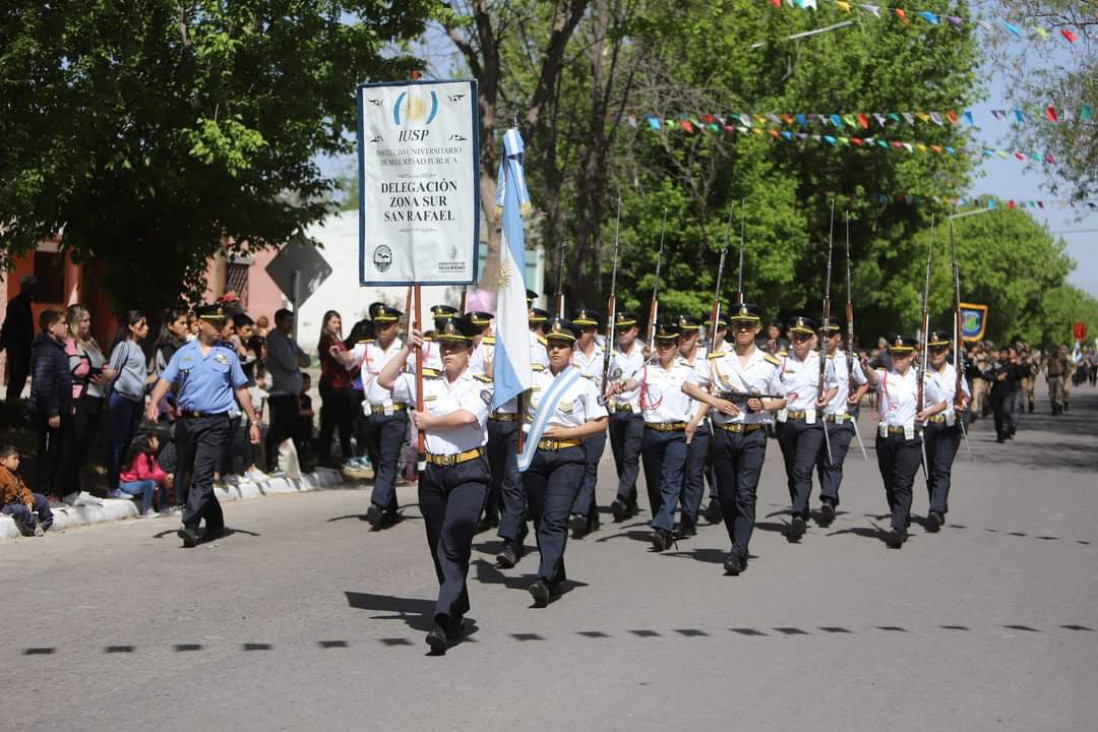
373, 245, 392, 273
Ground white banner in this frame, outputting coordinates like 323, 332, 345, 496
357, 79, 480, 285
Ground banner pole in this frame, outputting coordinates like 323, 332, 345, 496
414, 284, 426, 471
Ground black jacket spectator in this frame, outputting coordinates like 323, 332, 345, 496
31, 332, 72, 419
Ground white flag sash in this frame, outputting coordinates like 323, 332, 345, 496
517, 366, 582, 472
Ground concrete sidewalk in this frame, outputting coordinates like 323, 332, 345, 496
0, 468, 350, 540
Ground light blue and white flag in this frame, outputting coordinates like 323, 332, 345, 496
490, 128, 533, 412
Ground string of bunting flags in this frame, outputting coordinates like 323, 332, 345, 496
634, 106, 1094, 130
632, 116, 1058, 164
860, 194, 1098, 211
768, 0, 1095, 45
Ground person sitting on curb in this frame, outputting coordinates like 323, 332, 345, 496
0, 445, 54, 536
113, 431, 173, 517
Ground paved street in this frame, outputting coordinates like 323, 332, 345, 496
3, 384, 1096, 732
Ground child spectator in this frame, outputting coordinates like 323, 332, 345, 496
295, 372, 316, 460
114, 431, 172, 517
0, 445, 53, 536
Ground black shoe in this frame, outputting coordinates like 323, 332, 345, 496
496, 540, 523, 569
477, 515, 499, 533
1028, 404, 1034, 414
885, 528, 907, 549
569, 513, 588, 539
1064, 402, 1070, 412
177, 527, 199, 548
528, 578, 555, 607
788, 515, 806, 542
925, 511, 943, 533
426, 622, 449, 654
203, 526, 228, 542
365, 504, 383, 528
611, 499, 627, 523
818, 502, 836, 527
444, 614, 465, 641
996, 436, 1006, 444
626, 502, 640, 519
650, 529, 674, 552
678, 519, 697, 538
703, 499, 723, 524
586, 514, 600, 534
724, 553, 747, 576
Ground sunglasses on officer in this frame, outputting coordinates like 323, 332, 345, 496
791, 332, 814, 343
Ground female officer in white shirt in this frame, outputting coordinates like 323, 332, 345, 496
640, 322, 706, 551
519, 317, 608, 606
861, 334, 924, 549
921, 328, 971, 533
376, 316, 489, 654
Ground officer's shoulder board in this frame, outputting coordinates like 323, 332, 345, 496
474, 373, 493, 383
827, 353, 836, 360
423, 367, 442, 379
763, 353, 781, 367
537, 334, 548, 346
531, 363, 546, 372
707, 350, 726, 360
482, 336, 495, 346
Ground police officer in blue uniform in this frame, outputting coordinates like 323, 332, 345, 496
147, 304, 260, 547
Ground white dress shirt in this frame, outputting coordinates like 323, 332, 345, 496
923, 363, 971, 423
524, 366, 608, 432
641, 359, 700, 423
396, 367, 489, 456
779, 351, 839, 417
875, 367, 920, 429
708, 347, 783, 425
825, 350, 868, 418
608, 342, 646, 412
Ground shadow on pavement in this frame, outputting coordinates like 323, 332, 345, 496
343, 591, 436, 632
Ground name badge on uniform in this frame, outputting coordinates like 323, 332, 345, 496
805, 408, 816, 425
777, 408, 788, 423
904, 425, 915, 441
383, 399, 394, 417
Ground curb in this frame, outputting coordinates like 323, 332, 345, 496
1, 468, 353, 541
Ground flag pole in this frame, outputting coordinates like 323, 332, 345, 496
414, 284, 425, 472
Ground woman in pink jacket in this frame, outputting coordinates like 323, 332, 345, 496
114, 432, 173, 517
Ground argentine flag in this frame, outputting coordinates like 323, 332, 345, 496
490, 129, 533, 411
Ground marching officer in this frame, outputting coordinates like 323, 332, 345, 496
640, 323, 707, 550
921, 328, 971, 533
519, 317, 608, 606
466, 310, 494, 376
776, 316, 838, 543
815, 318, 868, 526
360, 302, 412, 528
701, 310, 729, 523
606, 311, 646, 522
146, 303, 261, 547
375, 316, 489, 654
861, 335, 923, 549
683, 303, 784, 575
527, 307, 551, 367
676, 314, 711, 535
567, 307, 606, 538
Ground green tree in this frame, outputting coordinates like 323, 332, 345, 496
0, 1, 434, 312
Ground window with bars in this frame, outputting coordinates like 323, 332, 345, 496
225, 260, 250, 308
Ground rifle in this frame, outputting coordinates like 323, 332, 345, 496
845, 211, 868, 461
949, 219, 973, 458
717, 389, 784, 412
709, 208, 735, 354
917, 216, 934, 478
647, 208, 668, 348
601, 196, 623, 391
553, 231, 566, 316
735, 199, 746, 307
818, 200, 835, 466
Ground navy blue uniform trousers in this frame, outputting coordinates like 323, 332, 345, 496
571, 432, 606, 520
364, 411, 408, 512
816, 420, 855, 507
712, 427, 767, 559
679, 424, 710, 527
419, 457, 489, 621
641, 427, 688, 532
777, 417, 825, 519
875, 433, 922, 532
177, 414, 231, 532
924, 421, 960, 515
525, 446, 586, 586
608, 412, 644, 506
487, 418, 526, 543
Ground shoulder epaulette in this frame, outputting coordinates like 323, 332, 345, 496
474, 373, 493, 383
537, 335, 547, 346
763, 353, 781, 366
423, 367, 441, 378
708, 350, 726, 360
531, 363, 546, 372
827, 353, 835, 360
482, 336, 495, 345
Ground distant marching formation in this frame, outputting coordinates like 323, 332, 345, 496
326, 203, 973, 654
